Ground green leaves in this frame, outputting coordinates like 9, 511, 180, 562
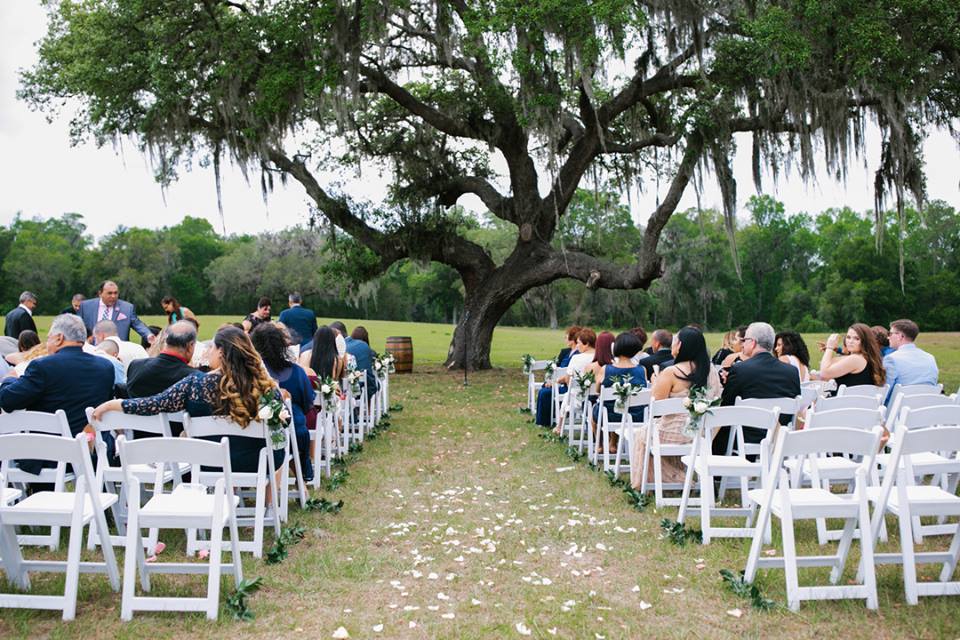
266, 524, 307, 565
225, 577, 263, 621
305, 497, 344, 514
660, 518, 702, 547
720, 569, 777, 611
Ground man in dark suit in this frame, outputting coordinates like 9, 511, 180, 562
717, 321, 801, 454
78, 280, 154, 344
278, 292, 318, 348
4, 291, 38, 338
0, 314, 115, 474
60, 293, 85, 315
636, 329, 674, 379
126, 321, 199, 436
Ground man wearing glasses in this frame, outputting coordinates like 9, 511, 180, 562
883, 319, 939, 404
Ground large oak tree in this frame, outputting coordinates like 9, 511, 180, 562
21, 0, 959, 368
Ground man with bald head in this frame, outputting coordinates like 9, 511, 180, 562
79, 280, 154, 344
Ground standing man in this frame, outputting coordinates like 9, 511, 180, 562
4, 291, 38, 338
79, 280, 155, 344
60, 293, 85, 315
242, 297, 272, 333
883, 318, 939, 403
278, 293, 318, 348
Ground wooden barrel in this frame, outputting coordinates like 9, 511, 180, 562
385, 336, 413, 373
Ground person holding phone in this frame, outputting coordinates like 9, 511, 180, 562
816, 323, 886, 395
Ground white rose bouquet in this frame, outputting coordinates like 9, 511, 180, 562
683, 386, 721, 437
543, 361, 555, 383
610, 375, 641, 413
312, 375, 337, 413
572, 369, 595, 392
347, 369, 365, 396
258, 391, 291, 450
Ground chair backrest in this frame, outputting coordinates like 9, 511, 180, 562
815, 394, 882, 412
899, 405, 960, 430
0, 409, 71, 437
805, 407, 884, 431
183, 414, 269, 440
702, 405, 779, 434
117, 434, 231, 475
647, 397, 687, 419
889, 393, 955, 427
838, 383, 889, 398
776, 425, 883, 460
86, 408, 172, 438
799, 387, 820, 409
893, 383, 944, 398
736, 396, 800, 415
530, 360, 552, 372
0, 432, 86, 465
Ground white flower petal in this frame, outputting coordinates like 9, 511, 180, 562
727, 608, 743, 618
372, 624, 384, 633
331, 627, 350, 639
639, 601, 652, 610
516, 622, 532, 636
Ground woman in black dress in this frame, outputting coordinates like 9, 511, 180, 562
817, 323, 886, 394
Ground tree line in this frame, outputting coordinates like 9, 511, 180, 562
2, 193, 958, 331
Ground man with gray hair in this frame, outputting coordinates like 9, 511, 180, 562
4, 291, 38, 338
717, 321, 801, 454
0, 314, 115, 474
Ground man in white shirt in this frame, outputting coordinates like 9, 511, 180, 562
92, 320, 149, 372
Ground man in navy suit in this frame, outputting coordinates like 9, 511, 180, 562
78, 280, 154, 344
4, 291, 38, 338
278, 292, 318, 348
717, 321, 801, 454
0, 314, 115, 474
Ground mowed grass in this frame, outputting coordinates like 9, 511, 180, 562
8, 316, 960, 390
2, 367, 960, 639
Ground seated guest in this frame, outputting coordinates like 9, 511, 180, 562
12, 342, 48, 375
141, 325, 163, 350
346, 325, 378, 394
593, 331, 647, 453
711, 329, 736, 366
632, 326, 719, 488
872, 325, 894, 357
4, 330, 40, 367
584, 331, 615, 382
1, 314, 115, 474
817, 323, 886, 396
242, 297, 272, 333
161, 296, 198, 326
251, 323, 316, 482
718, 325, 748, 380
629, 326, 648, 355
126, 321, 200, 435
93, 326, 286, 473
4, 291, 38, 339
535, 326, 581, 427
304, 326, 344, 380
883, 318, 939, 403
636, 329, 674, 379
553, 328, 597, 434
95, 339, 126, 385
93, 319, 149, 370
718, 322, 801, 453
775, 330, 810, 382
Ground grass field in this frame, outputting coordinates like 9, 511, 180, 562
3, 367, 960, 639
7, 316, 960, 390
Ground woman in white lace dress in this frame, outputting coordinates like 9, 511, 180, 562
630, 326, 721, 490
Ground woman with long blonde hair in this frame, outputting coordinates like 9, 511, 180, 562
93, 325, 285, 472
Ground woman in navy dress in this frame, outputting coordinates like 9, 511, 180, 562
93, 326, 285, 473
251, 322, 316, 481
535, 325, 582, 427
592, 332, 647, 452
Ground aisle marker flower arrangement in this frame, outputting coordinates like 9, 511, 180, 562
258, 392, 291, 450
347, 370, 365, 395
682, 386, 721, 437
610, 375, 642, 413
543, 361, 555, 382
312, 376, 337, 413
572, 369, 595, 392
521, 353, 535, 375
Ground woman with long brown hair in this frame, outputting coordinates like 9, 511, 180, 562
160, 296, 198, 326
817, 322, 886, 393
93, 325, 285, 472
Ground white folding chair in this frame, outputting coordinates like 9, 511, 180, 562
677, 406, 780, 544
550, 367, 570, 428
886, 392, 952, 432
814, 394, 883, 413
561, 378, 591, 453
788, 407, 886, 544
638, 397, 691, 508
0, 409, 75, 550
116, 435, 242, 620
311, 396, 337, 483
838, 383, 889, 398
280, 400, 308, 518
597, 389, 651, 474
0, 433, 120, 620
863, 419, 960, 604
744, 425, 883, 611
526, 360, 552, 413
182, 415, 284, 558
85, 408, 186, 552
876, 405, 960, 542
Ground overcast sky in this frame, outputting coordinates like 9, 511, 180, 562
2, 2, 958, 240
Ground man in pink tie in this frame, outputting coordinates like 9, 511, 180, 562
78, 280, 155, 344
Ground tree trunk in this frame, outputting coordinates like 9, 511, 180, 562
445, 282, 525, 370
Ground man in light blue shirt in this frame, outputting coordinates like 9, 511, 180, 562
883, 318, 939, 404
